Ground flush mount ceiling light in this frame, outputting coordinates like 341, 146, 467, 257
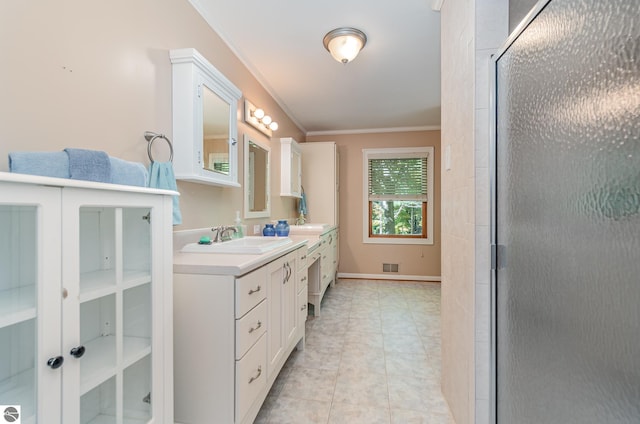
323, 27, 367, 64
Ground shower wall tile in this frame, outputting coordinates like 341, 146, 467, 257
475, 167, 490, 226
476, 0, 510, 49
475, 108, 490, 168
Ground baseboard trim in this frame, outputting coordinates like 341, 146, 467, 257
337, 272, 441, 282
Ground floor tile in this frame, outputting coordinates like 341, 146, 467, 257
387, 373, 442, 412
340, 345, 386, 373
329, 402, 391, 424
384, 333, 427, 354
278, 367, 338, 402
255, 279, 454, 423
289, 343, 342, 370
332, 368, 390, 407
267, 397, 332, 424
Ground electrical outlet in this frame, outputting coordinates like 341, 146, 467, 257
253, 224, 261, 234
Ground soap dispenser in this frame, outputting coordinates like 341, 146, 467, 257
233, 211, 245, 238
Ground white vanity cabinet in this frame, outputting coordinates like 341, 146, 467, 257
279, 137, 302, 198
173, 244, 306, 424
307, 228, 339, 317
0, 173, 175, 424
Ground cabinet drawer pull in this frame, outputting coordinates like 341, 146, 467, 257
249, 365, 262, 384
248, 285, 261, 295
301, 255, 307, 260
248, 321, 262, 334
301, 276, 307, 282
301, 304, 307, 311
47, 356, 64, 369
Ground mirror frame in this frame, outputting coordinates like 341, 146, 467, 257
243, 133, 271, 219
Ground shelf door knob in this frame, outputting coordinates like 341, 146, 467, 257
47, 356, 64, 369
70, 346, 86, 358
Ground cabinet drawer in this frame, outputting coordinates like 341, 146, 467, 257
298, 285, 308, 326
236, 266, 267, 318
236, 300, 267, 359
297, 247, 308, 269
297, 269, 308, 294
236, 334, 267, 423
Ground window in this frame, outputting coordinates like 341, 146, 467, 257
362, 147, 434, 245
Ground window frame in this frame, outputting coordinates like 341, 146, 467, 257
362, 147, 434, 245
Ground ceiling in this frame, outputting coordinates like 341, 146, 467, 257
189, 0, 441, 135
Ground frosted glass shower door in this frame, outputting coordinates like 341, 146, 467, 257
493, 0, 640, 422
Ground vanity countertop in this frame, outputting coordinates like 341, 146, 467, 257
173, 229, 320, 276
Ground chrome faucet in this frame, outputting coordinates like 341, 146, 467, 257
211, 225, 238, 242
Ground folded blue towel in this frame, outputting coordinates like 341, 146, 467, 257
10, 150, 150, 189
109, 157, 148, 187
64, 148, 111, 183
148, 161, 182, 225
8, 151, 70, 179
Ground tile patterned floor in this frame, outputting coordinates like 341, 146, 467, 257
254, 279, 455, 424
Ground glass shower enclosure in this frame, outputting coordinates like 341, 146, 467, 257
491, 0, 640, 422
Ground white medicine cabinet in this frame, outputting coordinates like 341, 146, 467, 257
170, 48, 242, 187
0, 173, 175, 424
279, 138, 302, 198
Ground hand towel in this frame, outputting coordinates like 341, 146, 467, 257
64, 148, 111, 183
298, 190, 308, 216
8, 151, 70, 179
109, 157, 148, 187
148, 161, 182, 225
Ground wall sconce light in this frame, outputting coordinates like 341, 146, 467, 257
323, 27, 367, 64
244, 99, 279, 137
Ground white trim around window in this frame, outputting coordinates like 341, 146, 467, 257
362, 147, 434, 245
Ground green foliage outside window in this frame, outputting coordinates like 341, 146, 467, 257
371, 200, 423, 235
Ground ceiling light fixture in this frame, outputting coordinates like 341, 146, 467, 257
244, 100, 278, 137
323, 27, 367, 64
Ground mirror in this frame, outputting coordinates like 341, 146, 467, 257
244, 133, 271, 218
202, 84, 231, 175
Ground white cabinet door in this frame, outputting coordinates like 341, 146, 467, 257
0, 183, 62, 424
300, 141, 338, 225
279, 138, 302, 198
283, 254, 297, 349
266, 256, 284, 376
61, 188, 170, 424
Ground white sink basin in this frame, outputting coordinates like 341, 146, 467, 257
180, 236, 293, 255
287, 223, 331, 234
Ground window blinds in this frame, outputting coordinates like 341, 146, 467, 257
368, 156, 428, 201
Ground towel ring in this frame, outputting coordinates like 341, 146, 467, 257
144, 131, 174, 163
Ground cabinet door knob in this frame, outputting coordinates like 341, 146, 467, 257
70, 346, 86, 358
301, 304, 307, 311
47, 356, 64, 369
